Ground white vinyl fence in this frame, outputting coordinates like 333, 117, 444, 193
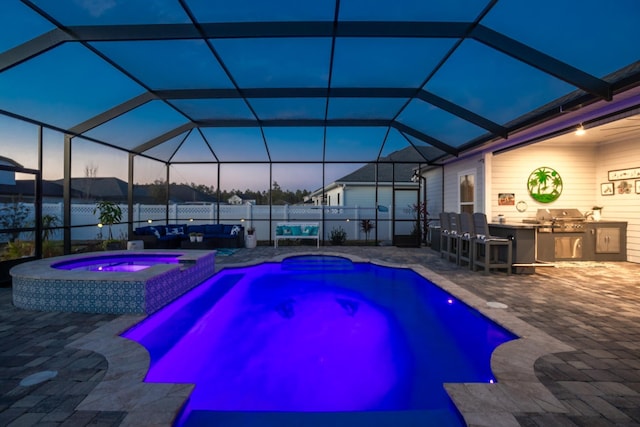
3, 202, 418, 243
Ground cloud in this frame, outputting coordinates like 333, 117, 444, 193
74, 0, 117, 18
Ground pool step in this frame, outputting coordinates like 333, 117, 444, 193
281, 255, 354, 271
182, 408, 463, 427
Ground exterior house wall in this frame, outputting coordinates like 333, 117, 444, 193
424, 167, 443, 221
346, 186, 382, 208
227, 195, 243, 205
488, 138, 638, 263
0, 159, 16, 185
594, 137, 640, 263
490, 143, 597, 222
323, 186, 344, 206
442, 154, 485, 213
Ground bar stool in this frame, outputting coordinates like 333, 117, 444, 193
457, 212, 474, 269
471, 212, 512, 274
439, 212, 452, 260
447, 212, 461, 263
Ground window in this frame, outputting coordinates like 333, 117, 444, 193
459, 170, 475, 214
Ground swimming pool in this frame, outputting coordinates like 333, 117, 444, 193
123, 255, 517, 426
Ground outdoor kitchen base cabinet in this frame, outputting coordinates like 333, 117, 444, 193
537, 222, 627, 262
596, 227, 620, 253
537, 233, 584, 261
555, 235, 583, 260
590, 223, 627, 261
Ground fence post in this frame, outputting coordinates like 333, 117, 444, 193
388, 204, 392, 240
134, 203, 139, 226
354, 205, 359, 240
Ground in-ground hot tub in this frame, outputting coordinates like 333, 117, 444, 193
10, 250, 215, 315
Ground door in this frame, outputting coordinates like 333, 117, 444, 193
596, 227, 621, 253
554, 236, 583, 259
392, 188, 420, 247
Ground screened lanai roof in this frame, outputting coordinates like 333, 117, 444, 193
1, 0, 639, 165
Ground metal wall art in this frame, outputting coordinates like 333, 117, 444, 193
527, 166, 563, 203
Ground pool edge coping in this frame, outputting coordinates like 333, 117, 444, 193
68, 250, 575, 426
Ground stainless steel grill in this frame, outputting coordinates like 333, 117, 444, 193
535, 208, 585, 233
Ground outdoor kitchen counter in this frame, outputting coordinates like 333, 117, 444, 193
488, 222, 538, 274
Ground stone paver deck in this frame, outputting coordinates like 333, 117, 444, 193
1, 245, 639, 426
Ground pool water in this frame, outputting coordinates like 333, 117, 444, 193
52, 254, 181, 272
123, 255, 517, 426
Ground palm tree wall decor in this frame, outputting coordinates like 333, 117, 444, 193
527, 166, 563, 203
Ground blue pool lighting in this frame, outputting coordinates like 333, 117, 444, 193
123, 255, 517, 426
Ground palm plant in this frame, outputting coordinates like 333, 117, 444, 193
41, 214, 60, 242
93, 201, 122, 240
360, 219, 375, 243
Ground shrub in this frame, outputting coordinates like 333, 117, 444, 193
329, 226, 347, 245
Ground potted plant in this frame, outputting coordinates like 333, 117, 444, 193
93, 201, 123, 250
189, 232, 197, 243
245, 227, 257, 249
195, 232, 204, 243
592, 206, 603, 222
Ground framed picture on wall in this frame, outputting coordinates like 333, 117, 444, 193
636, 180, 640, 194
498, 193, 515, 205
601, 182, 614, 196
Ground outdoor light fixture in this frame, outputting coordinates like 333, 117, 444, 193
575, 124, 586, 136
147, 219, 153, 223
97, 223, 103, 228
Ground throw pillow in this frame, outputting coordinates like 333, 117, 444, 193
230, 225, 241, 236
150, 227, 161, 239
168, 226, 183, 235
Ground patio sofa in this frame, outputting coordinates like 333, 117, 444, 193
132, 223, 244, 249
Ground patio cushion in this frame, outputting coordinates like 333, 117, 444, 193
167, 225, 185, 236
150, 227, 161, 238
187, 224, 205, 234
204, 224, 223, 234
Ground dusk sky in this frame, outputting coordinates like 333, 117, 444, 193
1, 0, 638, 191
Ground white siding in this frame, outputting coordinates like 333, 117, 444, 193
491, 143, 597, 222
489, 137, 639, 263
442, 139, 640, 263
425, 168, 443, 221
595, 137, 640, 263
442, 154, 484, 213
345, 186, 378, 208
